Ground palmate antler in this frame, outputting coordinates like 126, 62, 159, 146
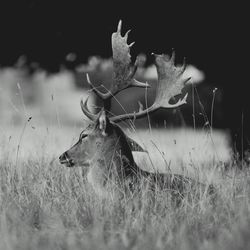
81, 20, 191, 122
111, 53, 191, 122
86, 21, 149, 98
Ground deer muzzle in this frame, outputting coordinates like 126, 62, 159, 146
59, 152, 75, 167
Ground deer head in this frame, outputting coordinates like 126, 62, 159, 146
59, 20, 190, 173
59, 109, 145, 168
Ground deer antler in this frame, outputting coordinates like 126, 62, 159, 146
80, 97, 99, 121
86, 20, 149, 101
81, 21, 190, 122
110, 52, 190, 123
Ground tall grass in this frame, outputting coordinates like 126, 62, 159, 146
0, 124, 249, 250
0, 65, 247, 249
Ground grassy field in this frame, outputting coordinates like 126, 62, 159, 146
0, 123, 250, 250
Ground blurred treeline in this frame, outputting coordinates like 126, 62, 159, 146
0, 55, 223, 128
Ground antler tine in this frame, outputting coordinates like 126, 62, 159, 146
178, 57, 187, 75
111, 52, 190, 123
117, 19, 122, 33
170, 49, 175, 65
80, 96, 99, 121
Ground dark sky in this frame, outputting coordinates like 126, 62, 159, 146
0, 1, 248, 81
0, 1, 248, 97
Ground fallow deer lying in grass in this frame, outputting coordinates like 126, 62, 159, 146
59, 21, 215, 201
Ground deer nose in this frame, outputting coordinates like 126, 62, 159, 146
59, 152, 69, 163
59, 152, 75, 167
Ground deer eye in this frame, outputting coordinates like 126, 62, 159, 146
79, 133, 87, 141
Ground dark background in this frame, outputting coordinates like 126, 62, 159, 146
0, 2, 247, 75
0, 1, 249, 153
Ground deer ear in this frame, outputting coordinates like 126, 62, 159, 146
126, 136, 147, 152
97, 110, 110, 136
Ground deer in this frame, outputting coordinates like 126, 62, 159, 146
59, 20, 215, 201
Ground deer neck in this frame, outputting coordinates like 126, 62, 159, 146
87, 125, 147, 197
89, 133, 141, 176
90, 147, 135, 176
86, 149, 133, 198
